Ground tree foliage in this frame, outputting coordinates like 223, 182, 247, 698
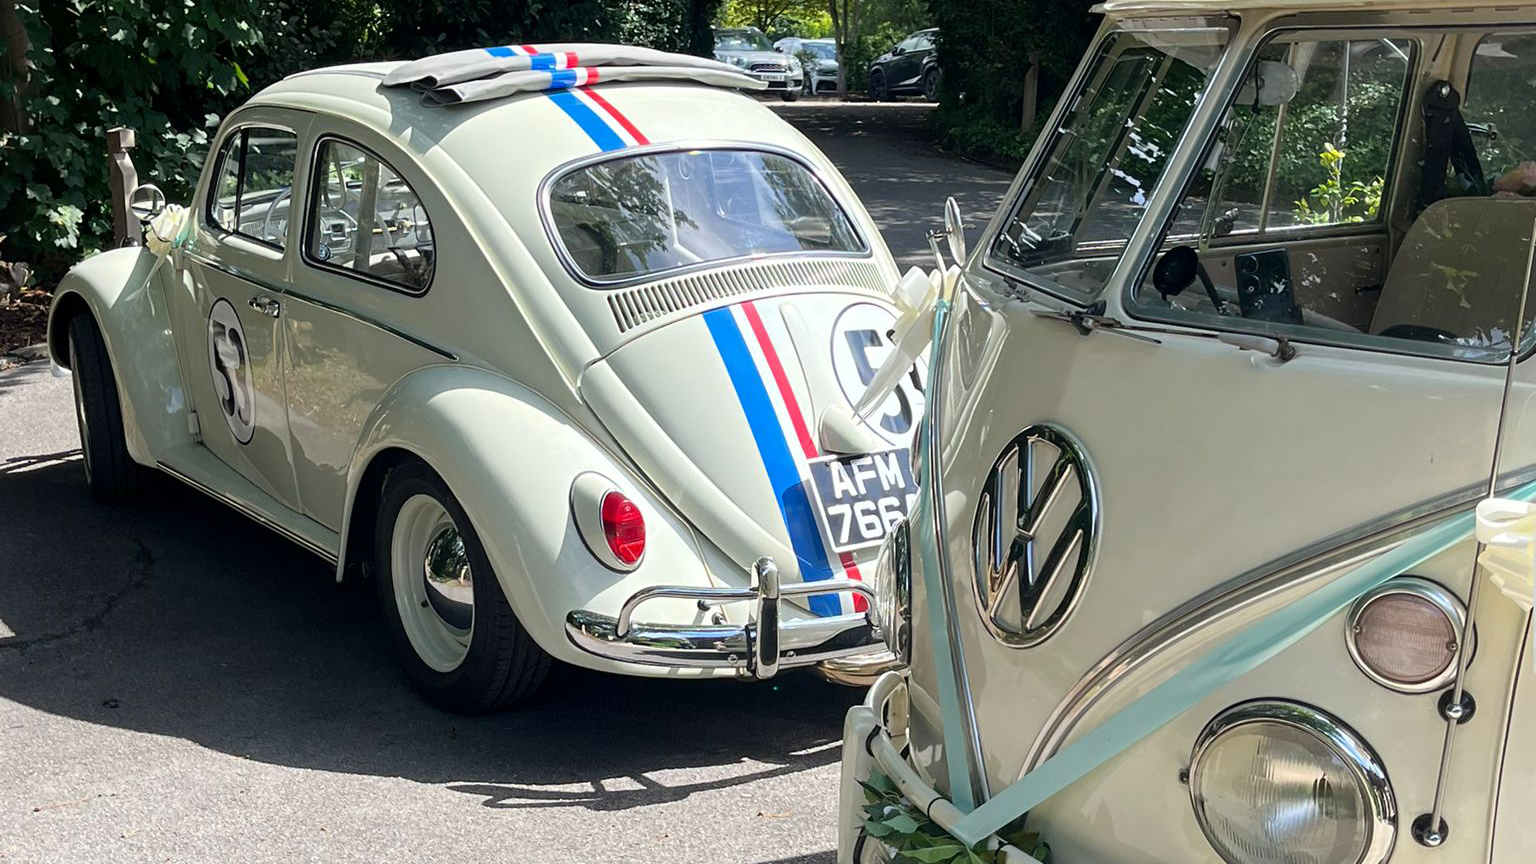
926, 0, 1098, 161
0, 0, 723, 287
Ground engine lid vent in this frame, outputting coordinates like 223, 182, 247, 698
607, 257, 889, 332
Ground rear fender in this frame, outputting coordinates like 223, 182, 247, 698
341, 365, 728, 669
47, 247, 194, 465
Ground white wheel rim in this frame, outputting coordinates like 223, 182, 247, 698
391, 494, 474, 672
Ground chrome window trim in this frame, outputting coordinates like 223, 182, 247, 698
1345, 576, 1473, 694
1022, 464, 1536, 774
1189, 700, 1397, 864
300, 133, 438, 297
203, 121, 302, 253
979, 17, 1238, 307
536, 140, 873, 289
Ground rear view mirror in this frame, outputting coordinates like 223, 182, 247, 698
1235, 60, 1299, 107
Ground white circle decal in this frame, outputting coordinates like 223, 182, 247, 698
830, 302, 927, 446
207, 298, 255, 445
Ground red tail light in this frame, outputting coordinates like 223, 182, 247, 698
600, 491, 646, 566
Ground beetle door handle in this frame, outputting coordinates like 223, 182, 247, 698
247, 295, 281, 318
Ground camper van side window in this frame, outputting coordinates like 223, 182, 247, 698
987, 22, 1231, 304
1132, 29, 1536, 364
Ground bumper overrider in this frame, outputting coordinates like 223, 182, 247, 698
838, 671, 1044, 864
564, 557, 895, 680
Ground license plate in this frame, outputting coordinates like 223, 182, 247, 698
759, 73, 786, 81
808, 449, 918, 553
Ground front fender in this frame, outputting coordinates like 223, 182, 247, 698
342, 365, 732, 674
48, 247, 194, 466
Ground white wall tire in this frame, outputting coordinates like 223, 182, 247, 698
375, 460, 552, 713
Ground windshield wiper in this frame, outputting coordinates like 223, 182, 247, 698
1030, 300, 1162, 345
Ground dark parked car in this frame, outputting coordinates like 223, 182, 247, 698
867, 28, 939, 102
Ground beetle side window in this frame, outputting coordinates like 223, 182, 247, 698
304, 139, 435, 293
1133, 29, 1536, 362
204, 127, 299, 248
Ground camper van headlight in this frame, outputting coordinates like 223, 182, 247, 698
1189, 701, 1396, 864
870, 519, 912, 663
1346, 577, 1470, 693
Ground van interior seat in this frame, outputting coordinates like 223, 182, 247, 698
1371, 197, 1536, 343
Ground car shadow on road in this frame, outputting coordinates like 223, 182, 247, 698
0, 455, 862, 814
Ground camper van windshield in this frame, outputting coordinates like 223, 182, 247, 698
989, 23, 1231, 303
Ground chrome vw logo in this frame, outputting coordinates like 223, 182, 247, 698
972, 424, 1099, 647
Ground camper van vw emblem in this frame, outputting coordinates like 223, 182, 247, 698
972, 424, 1100, 647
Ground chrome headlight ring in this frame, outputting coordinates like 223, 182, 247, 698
1189, 701, 1397, 864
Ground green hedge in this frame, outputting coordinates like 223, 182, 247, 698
0, 0, 722, 287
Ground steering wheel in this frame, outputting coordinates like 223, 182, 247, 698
1153, 246, 1229, 313
259, 185, 294, 245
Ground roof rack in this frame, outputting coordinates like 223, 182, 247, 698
382, 43, 766, 105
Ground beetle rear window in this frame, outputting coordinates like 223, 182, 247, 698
547, 149, 865, 283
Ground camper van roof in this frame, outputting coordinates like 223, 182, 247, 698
1094, 0, 1531, 15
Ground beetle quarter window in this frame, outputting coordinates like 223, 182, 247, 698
1136, 29, 1536, 362
206, 127, 299, 248
547, 148, 864, 283
305, 139, 435, 293
987, 22, 1231, 303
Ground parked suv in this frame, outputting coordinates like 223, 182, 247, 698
713, 27, 804, 100
866, 28, 938, 102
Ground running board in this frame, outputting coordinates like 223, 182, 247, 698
156, 445, 340, 563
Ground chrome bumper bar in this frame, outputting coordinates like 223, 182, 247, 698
564, 557, 889, 680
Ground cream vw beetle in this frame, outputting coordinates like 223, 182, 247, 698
49, 45, 930, 713
842, 2, 1536, 863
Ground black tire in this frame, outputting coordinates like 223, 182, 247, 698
869, 70, 889, 101
375, 459, 551, 713
67, 313, 143, 503
922, 68, 940, 103
780, 87, 800, 102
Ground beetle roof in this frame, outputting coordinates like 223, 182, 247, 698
247, 62, 820, 185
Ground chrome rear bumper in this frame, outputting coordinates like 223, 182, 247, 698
564, 557, 891, 680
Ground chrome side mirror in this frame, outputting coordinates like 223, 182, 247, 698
128, 183, 166, 224
943, 196, 967, 264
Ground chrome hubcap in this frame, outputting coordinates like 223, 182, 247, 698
391, 495, 474, 672
423, 525, 473, 634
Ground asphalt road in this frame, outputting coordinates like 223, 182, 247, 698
0, 103, 1016, 864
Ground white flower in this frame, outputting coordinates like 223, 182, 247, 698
145, 204, 190, 257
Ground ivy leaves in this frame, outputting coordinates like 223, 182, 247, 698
858, 771, 1050, 864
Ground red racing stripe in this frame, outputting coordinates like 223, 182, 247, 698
583, 88, 650, 146
740, 301, 868, 612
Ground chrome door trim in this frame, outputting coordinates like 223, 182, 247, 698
186, 250, 458, 361
279, 283, 459, 361
157, 460, 339, 563
1021, 465, 1536, 774
185, 249, 289, 297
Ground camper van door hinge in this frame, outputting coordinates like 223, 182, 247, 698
187, 410, 201, 440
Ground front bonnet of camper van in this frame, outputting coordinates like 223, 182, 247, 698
869, 7, 1536, 864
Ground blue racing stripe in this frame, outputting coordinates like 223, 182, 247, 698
544, 89, 625, 151
529, 54, 557, 71
548, 68, 578, 88
484, 45, 515, 57
704, 308, 840, 617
